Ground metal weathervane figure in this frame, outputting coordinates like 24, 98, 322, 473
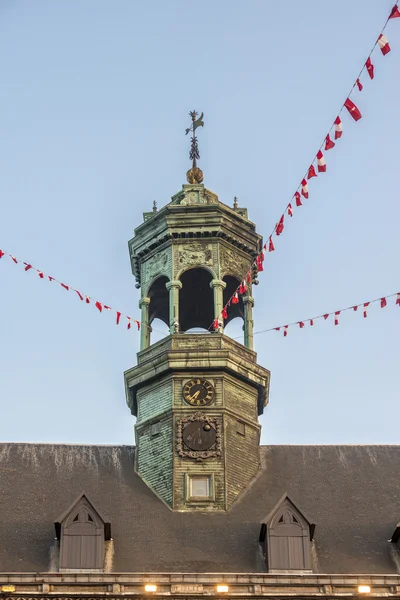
185, 110, 204, 184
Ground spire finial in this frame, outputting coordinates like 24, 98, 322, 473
153, 200, 157, 213
185, 110, 204, 184
233, 196, 238, 209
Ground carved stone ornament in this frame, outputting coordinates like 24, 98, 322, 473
204, 188, 218, 204
178, 242, 213, 267
177, 412, 222, 461
142, 249, 169, 285
220, 246, 249, 279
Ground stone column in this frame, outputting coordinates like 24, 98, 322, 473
210, 279, 227, 332
166, 280, 182, 334
243, 295, 255, 350
139, 296, 151, 350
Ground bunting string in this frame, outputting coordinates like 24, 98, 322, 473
211, 3, 400, 332
0, 248, 141, 331
237, 290, 400, 339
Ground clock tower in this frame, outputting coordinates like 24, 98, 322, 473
124, 116, 270, 511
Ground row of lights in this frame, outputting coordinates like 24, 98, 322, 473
0, 584, 372, 595
144, 585, 372, 594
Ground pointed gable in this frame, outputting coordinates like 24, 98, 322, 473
260, 493, 315, 572
55, 492, 111, 571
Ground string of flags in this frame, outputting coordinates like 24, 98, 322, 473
0, 248, 140, 331
248, 290, 400, 338
212, 2, 400, 331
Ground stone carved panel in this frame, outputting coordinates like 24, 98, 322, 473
142, 249, 170, 288
177, 242, 213, 269
177, 412, 222, 461
220, 247, 250, 279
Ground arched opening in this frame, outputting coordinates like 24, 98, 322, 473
223, 275, 244, 326
223, 316, 244, 343
151, 318, 170, 344
148, 276, 170, 328
179, 268, 214, 332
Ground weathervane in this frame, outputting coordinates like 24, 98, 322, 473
185, 110, 204, 184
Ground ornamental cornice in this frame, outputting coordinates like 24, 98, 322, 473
1, 573, 400, 598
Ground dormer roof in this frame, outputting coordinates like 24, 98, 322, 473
54, 491, 111, 540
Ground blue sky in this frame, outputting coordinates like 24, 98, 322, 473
0, 0, 399, 445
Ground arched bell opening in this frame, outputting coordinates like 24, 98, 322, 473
151, 318, 171, 344
148, 276, 170, 328
223, 316, 244, 343
179, 268, 214, 332
223, 275, 244, 326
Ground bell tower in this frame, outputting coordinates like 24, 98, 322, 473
124, 113, 270, 511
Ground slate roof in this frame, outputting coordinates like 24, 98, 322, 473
0, 443, 399, 574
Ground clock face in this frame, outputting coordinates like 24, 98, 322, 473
183, 379, 214, 406
182, 420, 216, 451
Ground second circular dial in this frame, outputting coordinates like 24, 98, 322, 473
183, 379, 215, 406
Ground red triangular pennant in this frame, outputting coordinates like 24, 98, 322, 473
307, 164, 317, 179
389, 4, 400, 18
0, 250, 4, 259
24, 263, 32, 271
222, 307, 228, 319
269, 237, 275, 252
344, 98, 362, 121
75, 290, 84, 301
380, 297, 387, 308
61, 283, 69, 290
95, 301, 103, 312
276, 215, 285, 236
325, 134, 335, 150
116, 311, 121, 324
366, 57, 374, 80
356, 78, 363, 91
294, 191, 302, 206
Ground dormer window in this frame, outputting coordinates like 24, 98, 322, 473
260, 494, 315, 573
55, 492, 111, 571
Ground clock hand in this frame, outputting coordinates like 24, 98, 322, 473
190, 390, 201, 402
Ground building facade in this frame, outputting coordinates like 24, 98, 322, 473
1, 177, 400, 600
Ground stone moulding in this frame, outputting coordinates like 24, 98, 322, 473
177, 412, 222, 461
1, 573, 400, 598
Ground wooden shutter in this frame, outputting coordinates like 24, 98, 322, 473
60, 508, 104, 569
268, 509, 310, 570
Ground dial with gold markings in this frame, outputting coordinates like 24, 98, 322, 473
183, 379, 215, 406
